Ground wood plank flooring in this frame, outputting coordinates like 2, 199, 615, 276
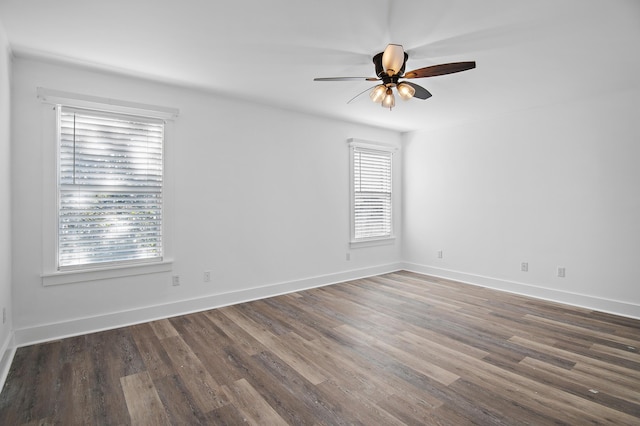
1, 271, 639, 425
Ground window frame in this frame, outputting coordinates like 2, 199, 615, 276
38, 88, 178, 286
348, 138, 398, 247
57, 106, 167, 270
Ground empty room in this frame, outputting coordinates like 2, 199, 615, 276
0, 0, 639, 424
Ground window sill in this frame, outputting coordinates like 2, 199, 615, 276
41, 260, 173, 287
349, 237, 396, 249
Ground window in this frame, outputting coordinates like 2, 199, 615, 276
57, 107, 165, 269
349, 139, 396, 243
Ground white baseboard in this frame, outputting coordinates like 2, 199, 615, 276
13, 263, 403, 348
0, 331, 15, 393
401, 262, 640, 320
9, 260, 639, 364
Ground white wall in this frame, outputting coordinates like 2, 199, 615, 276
11, 57, 402, 344
403, 88, 640, 318
0, 20, 13, 380
9, 45, 639, 350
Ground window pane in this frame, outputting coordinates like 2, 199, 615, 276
353, 147, 392, 240
60, 111, 163, 187
58, 107, 164, 268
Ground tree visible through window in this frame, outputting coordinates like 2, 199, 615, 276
57, 107, 164, 268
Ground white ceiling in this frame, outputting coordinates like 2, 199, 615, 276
1, 0, 639, 132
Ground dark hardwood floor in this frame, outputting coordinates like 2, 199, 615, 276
1, 271, 639, 425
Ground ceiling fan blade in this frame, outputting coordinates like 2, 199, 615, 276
313, 77, 373, 82
403, 82, 432, 100
347, 86, 375, 104
404, 61, 476, 79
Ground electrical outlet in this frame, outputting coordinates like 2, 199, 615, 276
521, 262, 528, 272
437, 250, 443, 259
346, 253, 351, 261
557, 267, 566, 278
203, 271, 211, 282
172, 275, 180, 286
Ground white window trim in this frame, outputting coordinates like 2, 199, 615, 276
347, 138, 399, 248
37, 87, 179, 120
38, 88, 178, 286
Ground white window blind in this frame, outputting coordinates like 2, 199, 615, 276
352, 147, 393, 240
58, 107, 164, 268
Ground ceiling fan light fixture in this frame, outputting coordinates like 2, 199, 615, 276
369, 84, 387, 103
382, 44, 404, 76
381, 88, 395, 109
313, 44, 475, 109
397, 82, 416, 100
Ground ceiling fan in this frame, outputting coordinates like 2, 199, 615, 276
314, 44, 476, 110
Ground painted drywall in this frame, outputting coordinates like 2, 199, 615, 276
0, 20, 13, 377
11, 56, 402, 342
402, 87, 640, 318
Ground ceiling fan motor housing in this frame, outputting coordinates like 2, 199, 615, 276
373, 51, 408, 80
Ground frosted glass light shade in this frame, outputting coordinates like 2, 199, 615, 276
397, 82, 415, 100
369, 85, 387, 103
382, 44, 404, 76
381, 88, 395, 109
